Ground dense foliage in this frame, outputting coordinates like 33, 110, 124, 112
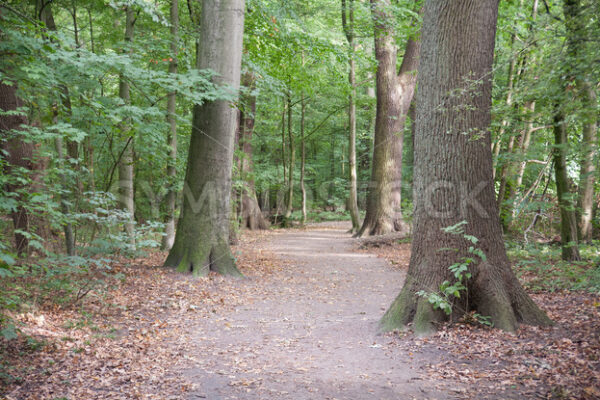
0, 0, 598, 338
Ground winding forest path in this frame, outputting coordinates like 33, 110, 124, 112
184, 223, 450, 399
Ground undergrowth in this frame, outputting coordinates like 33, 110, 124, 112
507, 240, 600, 294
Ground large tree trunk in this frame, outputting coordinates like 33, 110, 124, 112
118, 5, 135, 246
380, 0, 551, 335
342, 0, 360, 233
0, 83, 32, 255
356, 0, 419, 237
239, 73, 269, 230
162, 0, 179, 250
164, 0, 244, 276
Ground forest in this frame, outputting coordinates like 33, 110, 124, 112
0, 0, 599, 398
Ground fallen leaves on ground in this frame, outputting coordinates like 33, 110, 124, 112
0, 230, 279, 400
360, 237, 600, 399
1, 226, 599, 400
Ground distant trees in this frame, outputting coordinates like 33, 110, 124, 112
380, 0, 551, 334
356, 0, 419, 237
0, 0, 597, 283
492, 0, 598, 258
237, 73, 269, 230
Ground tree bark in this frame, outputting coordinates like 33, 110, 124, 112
284, 93, 295, 220
300, 93, 307, 225
342, 0, 360, 233
514, 101, 536, 190
577, 85, 597, 242
118, 5, 135, 246
164, 0, 245, 276
561, 0, 597, 242
238, 73, 269, 230
0, 83, 32, 255
380, 0, 551, 335
162, 0, 179, 250
281, 99, 287, 187
40, 0, 77, 255
552, 105, 581, 261
356, 0, 419, 237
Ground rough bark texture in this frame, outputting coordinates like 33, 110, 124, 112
0, 83, 32, 255
357, 0, 419, 237
238, 73, 269, 230
553, 105, 581, 261
342, 0, 360, 233
118, 6, 135, 246
162, 0, 179, 250
380, 0, 552, 335
164, 0, 245, 277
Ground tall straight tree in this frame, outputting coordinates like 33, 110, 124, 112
380, 0, 551, 334
356, 0, 420, 237
563, 0, 597, 243
118, 5, 135, 246
549, 0, 588, 260
161, 0, 179, 250
284, 92, 295, 221
341, 0, 360, 233
164, 0, 245, 276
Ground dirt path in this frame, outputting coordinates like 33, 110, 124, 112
184, 224, 451, 399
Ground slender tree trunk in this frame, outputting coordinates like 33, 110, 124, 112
40, 1, 77, 255
86, 7, 96, 191
239, 73, 269, 230
300, 93, 307, 225
578, 85, 597, 242
553, 105, 581, 261
515, 101, 536, 189
118, 6, 135, 246
562, 0, 597, 242
164, 0, 245, 276
342, 0, 360, 232
380, 0, 551, 335
357, 0, 419, 237
162, 0, 179, 250
497, 0, 539, 231
281, 99, 287, 187
284, 93, 295, 220
492, 10, 519, 178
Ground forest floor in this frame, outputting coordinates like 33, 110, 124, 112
1, 222, 599, 399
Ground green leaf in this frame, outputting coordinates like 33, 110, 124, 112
1, 324, 18, 340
